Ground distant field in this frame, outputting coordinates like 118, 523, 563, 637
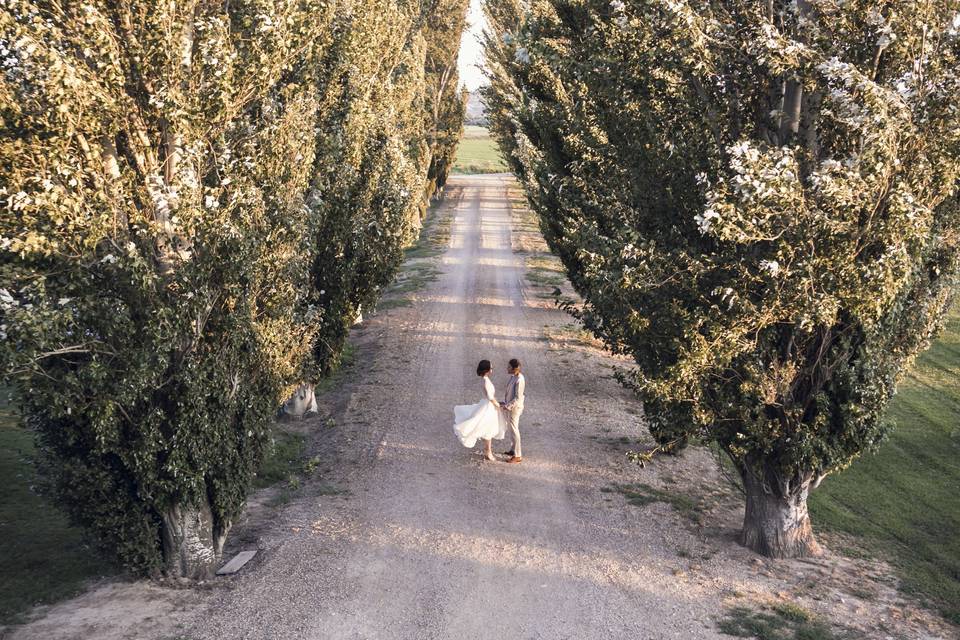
452, 126, 508, 175
810, 306, 960, 624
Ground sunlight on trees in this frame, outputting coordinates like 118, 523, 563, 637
484, 0, 960, 558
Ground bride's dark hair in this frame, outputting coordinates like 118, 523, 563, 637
476, 359, 492, 376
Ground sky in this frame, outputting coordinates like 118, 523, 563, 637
457, 0, 488, 92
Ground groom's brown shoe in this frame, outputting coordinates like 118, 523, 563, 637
507, 456, 522, 463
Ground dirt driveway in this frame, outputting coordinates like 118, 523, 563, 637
9, 174, 954, 640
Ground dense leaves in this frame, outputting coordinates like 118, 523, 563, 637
485, 0, 960, 555
424, 0, 471, 205
0, 0, 467, 575
303, 0, 469, 381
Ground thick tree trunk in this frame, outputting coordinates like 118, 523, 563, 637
160, 500, 226, 579
740, 469, 822, 559
282, 383, 318, 418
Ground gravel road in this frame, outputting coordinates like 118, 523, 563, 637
188, 174, 734, 639
8, 175, 950, 640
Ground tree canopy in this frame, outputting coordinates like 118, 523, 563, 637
0, 0, 468, 576
484, 0, 960, 556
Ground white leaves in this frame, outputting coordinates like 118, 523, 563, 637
514, 47, 530, 65
204, 194, 219, 210
949, 13, 960, 38
865, 8, 886, 27
9, 191, 30, 210
759, 260, 780, 276
610, 0, 628, 28
100, 254, 117, 264
694, 208, 720, 234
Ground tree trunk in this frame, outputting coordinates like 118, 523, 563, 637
740, 468, 822, 559
282, 383, 318, 419
160, 499, 226, 579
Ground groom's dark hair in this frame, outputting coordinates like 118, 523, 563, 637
477, 359, 492, 376
509, 358, 521, 370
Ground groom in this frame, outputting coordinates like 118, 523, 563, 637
500, 358, 525, 463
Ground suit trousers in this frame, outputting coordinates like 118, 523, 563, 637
508, 408, 523, 458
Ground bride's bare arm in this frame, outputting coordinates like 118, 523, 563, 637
484, 379, 499, 407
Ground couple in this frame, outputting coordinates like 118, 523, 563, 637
453, 358, 525, 463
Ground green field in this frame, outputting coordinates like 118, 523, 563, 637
0, 388, 112, 625
810, 306, 960, 623
452, 126, 508, 174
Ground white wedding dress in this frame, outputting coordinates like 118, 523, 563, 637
454, 376, 507, 447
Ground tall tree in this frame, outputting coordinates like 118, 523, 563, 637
485, 0, 960, 557
423, 0, 471, 208
0, 0, 471, 577
0, 0, 330, 576
301, 0, 472, 387
302, 2, 433, 384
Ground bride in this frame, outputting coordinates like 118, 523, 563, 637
454, 359, 507, 462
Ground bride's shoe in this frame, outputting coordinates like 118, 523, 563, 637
484, 453, 497, 462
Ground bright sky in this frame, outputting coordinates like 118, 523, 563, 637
458, 0, 487, 92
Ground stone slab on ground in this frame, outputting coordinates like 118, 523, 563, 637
216, 550, 257, 576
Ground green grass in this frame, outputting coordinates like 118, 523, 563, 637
254, 428, 347, 506
252, 430, 308, 490
609, 482, 706, 523
809, 306, 960, 624
718, 603, 849, 640
385, 262, 441, 296
452, 127, 508, 174
0, 388, 112, 625
377, 194, 453, 311
526, 266, 565, 288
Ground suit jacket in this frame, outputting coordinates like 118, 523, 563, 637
503, 373, 525, 412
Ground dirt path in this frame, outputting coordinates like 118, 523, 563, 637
9, 175, 954, 640
187, 174, 730, 639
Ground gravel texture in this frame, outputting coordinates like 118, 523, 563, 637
8, 175, 953, 640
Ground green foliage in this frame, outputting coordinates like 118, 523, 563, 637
485, 0, 960, 549
0, 0, 325, 574
423, 0, 471, 202
303, 0, 469, 381
304, 3, 429, 381
0, 0, 469, 577
810, 305, 960, 623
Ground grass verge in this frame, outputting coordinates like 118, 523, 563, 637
0, 388, 112, 626
376, 194, 454, 311
252, 430, 308, 490
809, 306, 960, 624
605, 482, 707, 525
254, 422, 347, 507
718, 602, 851, 639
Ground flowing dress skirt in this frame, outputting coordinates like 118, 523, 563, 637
453, 399, 507, 448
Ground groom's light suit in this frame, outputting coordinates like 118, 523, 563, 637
503, 373, 525, 457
